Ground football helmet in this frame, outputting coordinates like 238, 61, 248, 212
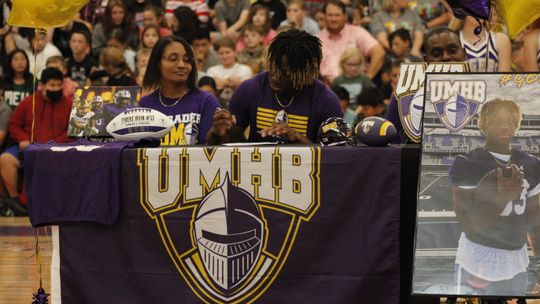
92, 95, 103, 107
318, 117, 354, 146
114, 90, 131, 107
76, 99, 92, 115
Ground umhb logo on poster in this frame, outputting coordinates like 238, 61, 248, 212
395, 62, 469, 142
137, 147, 320, 303
428, 79, 486, 132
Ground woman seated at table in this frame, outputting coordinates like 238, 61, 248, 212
140, 36, 220, 146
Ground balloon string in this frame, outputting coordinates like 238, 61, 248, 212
35, 227, 42, 289
31, 29, 46, 290
31, 28, 46, 143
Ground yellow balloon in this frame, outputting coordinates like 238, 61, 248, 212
496, 0, 540, 38
8, 0, 88, 29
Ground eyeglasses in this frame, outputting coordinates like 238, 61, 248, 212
162, 54, 194, 65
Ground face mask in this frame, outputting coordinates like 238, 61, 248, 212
46, 89, 63, 101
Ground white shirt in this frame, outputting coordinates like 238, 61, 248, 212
207, 63, 253, 83
26, 43, 62, 79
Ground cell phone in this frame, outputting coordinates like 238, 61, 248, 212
502, 166, 513, 178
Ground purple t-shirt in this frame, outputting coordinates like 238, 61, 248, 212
229, 72, 343, 142
140, 89, 220, 145
25, 139, 132, 227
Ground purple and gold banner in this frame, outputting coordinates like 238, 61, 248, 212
46, 146, 401, 303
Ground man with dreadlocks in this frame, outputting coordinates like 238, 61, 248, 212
206, 29, 342, 144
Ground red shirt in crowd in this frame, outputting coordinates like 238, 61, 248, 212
8, 90, 73, 144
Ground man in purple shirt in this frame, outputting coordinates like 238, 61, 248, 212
207, 29, 343, 144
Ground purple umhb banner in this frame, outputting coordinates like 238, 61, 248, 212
50, 146, 401, 303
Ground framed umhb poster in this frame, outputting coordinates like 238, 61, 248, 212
412, 73, 540, 298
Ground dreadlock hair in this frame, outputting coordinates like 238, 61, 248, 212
478, 98, 522, 135
268, 29, 322, 90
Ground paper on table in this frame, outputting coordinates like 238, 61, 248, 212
221, 142, 278, 146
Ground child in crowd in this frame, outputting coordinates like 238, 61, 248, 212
1, 49, 35, 110
140, 25, 161, 51
106, 28, 137, 72
45, 56, 78, 99
371, 0, 424, 57
355, 86, 386, 125
192, 28, 219, 72
170, 6, 201, 43
332, 48, 374, 109
237, 25, 267, 75
4, 28, 62, 79
413, 0, 450, 29
198, 76, 218, 97
87, 70, 110, 86
388, 28, 421, 63
332, 86, 356, 127
214, 0, 250, 40
0, 68, 72, 216
207, 37, 252, 104
92, 0, 139, 57
208, 37, 252, 90
99, 47, 137, 86
252, 0, 286, 29
314, 6, 325, 31
380, 60, 400, 105
236, 4, 277, 51
67, 29, 99, 86
123, 0, 163, 29
194, 53, 207, 79
142, 5, 172, 37
0, 88, 11, 149
51, 16, 92, 58
164, 0, 210, 25
280, 0, 319, 35
135, 48, 152, 94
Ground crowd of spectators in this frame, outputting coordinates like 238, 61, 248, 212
0, 0, 524, 117
0, 0, 530, 215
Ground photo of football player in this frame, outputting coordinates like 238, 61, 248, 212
449, 98, 540, 295
90, 95, 107, 136
103, 89, 135, 124
69, 98, 98, 137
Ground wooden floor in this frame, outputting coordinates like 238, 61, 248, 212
1, 217, 540, 304
0, 217, 51, 304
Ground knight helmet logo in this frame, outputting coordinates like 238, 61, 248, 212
443, 94, 468, 129
395, 62, 469, 142
138, 147, 321, 303
193, 176, 263, 293
428, 79, 486, 132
